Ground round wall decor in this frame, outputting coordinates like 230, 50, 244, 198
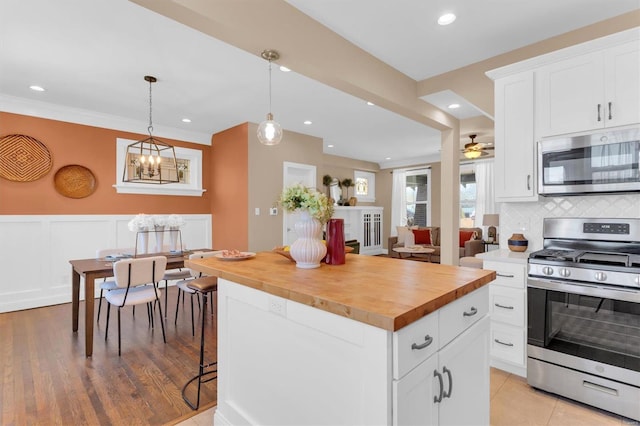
54, 164, 96, 198
0, 134, 53, 182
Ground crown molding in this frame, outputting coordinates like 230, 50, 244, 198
0, 94, 212, 145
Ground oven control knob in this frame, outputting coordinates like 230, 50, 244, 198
542, 266, 554, 276
559, 268, 571, 278
595, 272, 607, 282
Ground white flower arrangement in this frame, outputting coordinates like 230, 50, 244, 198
152, 215, 167, 228
166, 214, 186, 229
127, 213, 154, 231
279, 184, 334, 224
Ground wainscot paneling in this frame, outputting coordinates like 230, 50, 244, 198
0, 214, 212, 313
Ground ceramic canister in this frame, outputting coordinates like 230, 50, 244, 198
508, 233, 528, 252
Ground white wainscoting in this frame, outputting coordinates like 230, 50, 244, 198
0, 214, 212, 313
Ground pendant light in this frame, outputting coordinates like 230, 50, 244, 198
123, 76, 180, 184
257, 49, 283, 146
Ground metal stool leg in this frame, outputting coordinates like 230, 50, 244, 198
181, 287, 218, 410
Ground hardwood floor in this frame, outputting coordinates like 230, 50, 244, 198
2, 290, 637, 425
178, 368, 638, 426
0, 287, 217, 425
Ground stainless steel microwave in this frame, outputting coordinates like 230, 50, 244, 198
537, 127, 640, 196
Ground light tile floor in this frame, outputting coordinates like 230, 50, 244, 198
177, 368, 639, 425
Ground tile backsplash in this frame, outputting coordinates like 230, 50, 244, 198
498, 193, 640, 251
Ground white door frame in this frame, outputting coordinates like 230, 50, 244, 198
282, 162, 317, 245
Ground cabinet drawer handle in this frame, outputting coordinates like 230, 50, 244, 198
433, 370, 444, 403
597, 103, 602, 121
527, 174, 531, 191
496, 273, 515, 278
463, 307, 478, 317
411, 335, 433, 350
442, 366, 453, 399
494, 338, 514, 347
608, 102, 612, 120
494, 303, 514, 310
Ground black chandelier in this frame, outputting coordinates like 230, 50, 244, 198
122, 76, 180, 184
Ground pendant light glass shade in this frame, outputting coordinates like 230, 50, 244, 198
257, 113, 283, 145
122, 76, 180, 184
257, 49, 283, 146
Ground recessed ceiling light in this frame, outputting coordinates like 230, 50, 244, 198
367, 101, 375, 106
438, 13, 456, 26
303, 120, 312, 125
279, 66, 291, 72
385, 157, 391, 160
448, 103, 460, 109
181, 118, 192, 123
327, 144, 334, 148
29, 85, 45, 92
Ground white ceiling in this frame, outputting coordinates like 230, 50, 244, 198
1, 0, 638, 168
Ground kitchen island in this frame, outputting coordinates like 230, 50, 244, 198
188, 252, 495, 425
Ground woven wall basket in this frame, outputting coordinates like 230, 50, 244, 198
0, 134, 53, 182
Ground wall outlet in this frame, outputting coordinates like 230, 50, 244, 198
255, 207, 260, 215
270, 207, 278, 216
268, 296, 286, 317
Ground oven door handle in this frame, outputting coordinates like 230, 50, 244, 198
527, 277, 640, 303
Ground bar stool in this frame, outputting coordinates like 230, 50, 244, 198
181, 275, 218, 410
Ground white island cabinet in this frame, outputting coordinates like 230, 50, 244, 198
214, 279, 489, 426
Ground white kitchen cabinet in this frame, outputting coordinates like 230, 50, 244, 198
493, 71, 537, 202
332, 206, 384, 255
483, 259, 528, 377
393, 286, 490, 425
214, 276, 490, 426
536, 40, 640, 138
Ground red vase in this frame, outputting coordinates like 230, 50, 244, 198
325, 218, 345, 265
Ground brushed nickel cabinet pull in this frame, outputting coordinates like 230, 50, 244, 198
442, 366, 453, 399
527, 174, 531, 191
434, 370, 444, 403
597, 103, 602, 121
496, 273, 515, 278
608, 102, 612, 120
494, 338, 514, 347
495, 303, 514, 310
411, 335, 433, 350
463, 307, 478, 317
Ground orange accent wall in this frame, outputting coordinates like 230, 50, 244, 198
0, 112, 212, 215
210, 123, 248, 251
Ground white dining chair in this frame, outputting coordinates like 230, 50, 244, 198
95, 248, 134, 323
105, 256, 167, 356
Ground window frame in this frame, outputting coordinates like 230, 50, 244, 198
405, 168, 431, 227
113, 138, 206, 196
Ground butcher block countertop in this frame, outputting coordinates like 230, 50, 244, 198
187, 252, 495, 332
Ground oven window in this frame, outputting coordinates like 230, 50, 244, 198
541, 140, 640, 186
544, 291, 640, 372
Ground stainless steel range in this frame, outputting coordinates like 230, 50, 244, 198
527, 217, 640, 421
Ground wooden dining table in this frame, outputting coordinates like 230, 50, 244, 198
70, 251, 204, 357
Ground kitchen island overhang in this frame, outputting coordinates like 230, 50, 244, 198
187, 252, 495, 331
187, 252, 495, 425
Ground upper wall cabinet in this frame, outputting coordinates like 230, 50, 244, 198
494, 71, 536, 202
536, 40, 640, 138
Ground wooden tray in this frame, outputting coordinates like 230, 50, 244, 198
0, 134, 53, 182
54, 164, 96, 198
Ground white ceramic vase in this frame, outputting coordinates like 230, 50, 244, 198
154, 225, 165, 252
289, 210, 327, 269
136, 229, 149, 254
169, 227, 180, 252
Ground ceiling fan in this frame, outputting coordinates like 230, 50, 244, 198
461, 134, 494, 159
